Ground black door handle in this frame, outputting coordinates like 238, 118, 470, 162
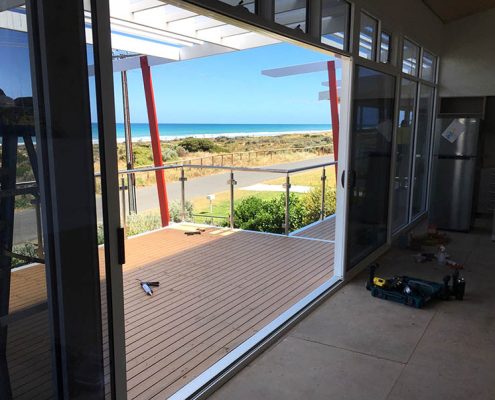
341, 170, 346, 188
350, 170, 357, 188
117, 227, 126, 265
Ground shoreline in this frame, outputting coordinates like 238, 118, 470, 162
92, 129, 331, 144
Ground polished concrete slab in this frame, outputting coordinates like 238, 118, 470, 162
211, 223, 495, 400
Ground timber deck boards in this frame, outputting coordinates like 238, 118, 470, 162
7, 225, 334, 399
292, 216, 336, 242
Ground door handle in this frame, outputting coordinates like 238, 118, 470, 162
350, 170, 357, 188
341, 170, 346, 188
117, 227, 126, 265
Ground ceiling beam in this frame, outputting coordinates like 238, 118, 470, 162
128, 0, 164, 13
262, 61, 328, 77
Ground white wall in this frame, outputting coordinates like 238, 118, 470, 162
440, 8, 495, 97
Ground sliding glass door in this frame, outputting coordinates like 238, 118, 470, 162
392, 78, 417, 231
346, 65, 395, 268
411, 84, 435, 219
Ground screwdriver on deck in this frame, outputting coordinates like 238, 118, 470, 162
137, 280, 160, 296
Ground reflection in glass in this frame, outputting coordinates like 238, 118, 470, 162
380, 32, 391, 64
412, 84, 434, 217
275, 0, 307, 32
219, 0, 255, 13
321, 0, 350, 50
421, 51, 436, 82
0, 5, 54, 399
402, 39, 419, 76
359, 13, 377, 60
347, 66, 395, 268
392, 78, 417, 231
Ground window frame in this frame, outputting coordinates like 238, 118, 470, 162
320, 0, 352, 52
378, 30, 392, 64
358, 10, 379, 61
401, 37, 421, 77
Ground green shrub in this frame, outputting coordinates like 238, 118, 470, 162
169, 200, 193, 223
233, 188, 337, 234
133, 143, 154, 166
11, 242, 38, 267
97, 223, 105, 245
175, 146, 188, 157
233, 193, 307, 234
302, 186, 336, 226
126, 212, 162, 237
178, 137, 226, 153
15, 195, 34, 209
162, 147, 178, 162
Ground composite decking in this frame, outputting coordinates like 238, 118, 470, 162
292, 215, 336, 241
6, 224, 335, 399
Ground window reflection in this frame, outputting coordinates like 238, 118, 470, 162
380, 32, 391, 64
402, 39, 419, 76
392, 78, 417, 231
412, 84, 435, 217
348, 66, 395, 268
359, 13, 377, 60
275, 0, 307, 32
0, 5, 54, 399
321, 0, 350, 50
219, 0, 255, 13
421, 51, 436, 82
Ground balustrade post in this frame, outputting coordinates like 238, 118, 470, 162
284, 174, 291, 235
120, 176, 126, 227
228, 171, 237, 229
321, 167, 327, 220
180, 167, 187, 222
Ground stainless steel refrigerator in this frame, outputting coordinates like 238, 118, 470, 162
430, 117, 480, 231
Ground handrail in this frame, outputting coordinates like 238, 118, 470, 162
111, 159, 337, 235
94, 160, 337, 177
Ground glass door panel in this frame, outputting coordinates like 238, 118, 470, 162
392, 78, 417, 231
0, 3, 54, 398
411, 84, 434, 218
347, 66, 395, 268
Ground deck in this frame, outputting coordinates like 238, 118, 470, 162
292, 215, 336, 241
6, 220, 335, 399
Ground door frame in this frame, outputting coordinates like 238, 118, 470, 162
91, 1, 353, 398
88, 0, 128, 397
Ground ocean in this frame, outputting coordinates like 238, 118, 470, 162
91, 123, 332, 142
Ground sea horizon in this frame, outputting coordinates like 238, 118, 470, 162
91, 122, 332, 142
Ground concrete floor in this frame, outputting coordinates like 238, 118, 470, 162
210, 224, 495, 400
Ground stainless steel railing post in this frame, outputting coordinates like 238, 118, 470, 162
180, 167, 187, 222
284, 174, 291, 235
320, 167, 326, 220
120, 176, 126, 228
228, 170, 237, 229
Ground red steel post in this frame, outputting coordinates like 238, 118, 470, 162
327, 61, 340, 180
140, 56, 170, 226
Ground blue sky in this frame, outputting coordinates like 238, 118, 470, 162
111, 43, 336, 124
1, 28, 336, 125
0, 29, 32, 99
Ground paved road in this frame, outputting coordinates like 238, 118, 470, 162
13, 156, 333, 244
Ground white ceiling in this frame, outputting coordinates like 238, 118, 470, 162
104, 0, 281, 71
